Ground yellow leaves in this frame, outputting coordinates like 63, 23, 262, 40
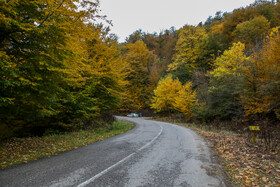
268, 26, 280, 39
242, 96, 273, 116
173, 82, 197, 117
18, 77, 38, 86
171, 25, 207, 70
262, 27, 280, 71
151, 75, 181, 112
151, 75, 197, 116
126, 41, 150, 56
120, 41, 156, 110
167, 62, 179, 71
210, 42, 249, 78
211, 23, 224, 34
61, 22, 127, 105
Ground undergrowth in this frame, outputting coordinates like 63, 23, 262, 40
0, 120, 134, 169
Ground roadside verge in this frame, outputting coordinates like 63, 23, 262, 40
0, 120, 135, 169
178, 122, 280, 186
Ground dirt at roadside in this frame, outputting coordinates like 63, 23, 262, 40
190, 128, 280, 187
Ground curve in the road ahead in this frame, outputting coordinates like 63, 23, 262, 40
77, 124, 163, 187
0, 117, 228, 187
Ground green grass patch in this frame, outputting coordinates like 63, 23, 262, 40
0, 120, 134, 169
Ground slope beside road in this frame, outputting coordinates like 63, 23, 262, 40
0, 117, 228, 186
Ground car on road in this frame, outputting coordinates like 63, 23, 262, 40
127, 113, 138, 117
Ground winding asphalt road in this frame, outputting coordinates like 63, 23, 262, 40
0, 117, 227, 186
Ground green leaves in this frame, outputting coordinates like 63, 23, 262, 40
0, 0, 127, 139
233, 16, 270, 46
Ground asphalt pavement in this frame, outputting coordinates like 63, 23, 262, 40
0, 117, 228, 186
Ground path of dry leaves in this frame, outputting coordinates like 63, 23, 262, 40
193, 128, 280, 187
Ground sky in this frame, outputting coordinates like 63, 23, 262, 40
99, 0, 256, 42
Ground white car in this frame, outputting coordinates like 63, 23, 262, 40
127, 113, 138, 117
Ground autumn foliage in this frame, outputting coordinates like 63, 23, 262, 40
0, 0, 126, 138
151, 75, 197, 117
1, 0, 280, 140
120, 41, 156, 111
241, 27, 280, 117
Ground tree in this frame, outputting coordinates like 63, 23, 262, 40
151, 75, 197, 117
210, 42, 249, 77
233, 16, 270, 47
120, 41, 156, 111
241, 27, 280, 118
221, 6, 259, 42
126, 28, 178, 77
0, 0, 126, 137
58, 29, 127, 124
125, 29, 144, 43
0, 0, 84, 122
173, 82, 197, 117
150, 75, 182, 113
203, 42, 249, 120
168, 25, 207, 83
254, 0, 280, 28
170, 25, 207, 69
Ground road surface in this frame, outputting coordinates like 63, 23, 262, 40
0, 117, 227, 186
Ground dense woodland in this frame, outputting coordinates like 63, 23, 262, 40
1, 0, 280, 139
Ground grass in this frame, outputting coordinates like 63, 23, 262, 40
0, 120, 134, 170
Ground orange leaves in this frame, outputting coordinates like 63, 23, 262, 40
208, 28, 280, 118
242, 96, 273, 116
241, 27, 280, 117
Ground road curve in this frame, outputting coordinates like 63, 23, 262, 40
0, 117, 227, 187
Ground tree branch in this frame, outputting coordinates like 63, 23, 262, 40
38, 0, 66, 28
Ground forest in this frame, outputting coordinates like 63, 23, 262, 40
1, 0, 280, 139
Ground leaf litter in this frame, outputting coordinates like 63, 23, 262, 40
188, 126, 280, 187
